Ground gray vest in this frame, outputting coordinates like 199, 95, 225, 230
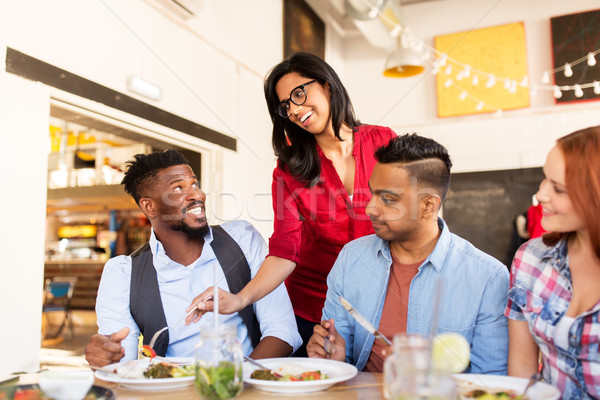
129, 225, 261, 356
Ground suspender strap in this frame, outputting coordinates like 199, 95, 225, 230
210, 225, 261, 348
129, 225, 261, 356
129, 242, 169, 356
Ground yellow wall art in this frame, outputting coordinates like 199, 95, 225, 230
434, 22, 529, 118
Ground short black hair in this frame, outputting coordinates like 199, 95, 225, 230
121, 149, 190, 204
375, 134, 453, 200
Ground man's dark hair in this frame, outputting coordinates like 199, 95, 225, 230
121, 149, 190, 204
375, 133, 453, 201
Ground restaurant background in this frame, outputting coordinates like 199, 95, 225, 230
2, 0, 600, 376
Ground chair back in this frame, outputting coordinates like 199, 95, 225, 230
44, 277, 77, 309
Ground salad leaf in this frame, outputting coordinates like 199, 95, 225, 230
195, 361, 242, 400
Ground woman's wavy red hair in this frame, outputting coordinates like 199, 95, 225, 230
542, 126, 600, 261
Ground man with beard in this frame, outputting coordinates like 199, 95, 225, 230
306, 134, 509, 374
85, 150, 300, 367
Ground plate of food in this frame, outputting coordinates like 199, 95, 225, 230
0, 384, 116, 400
454, 374, 560, 400
94, 357, 194, 391
243, 357, 358, 394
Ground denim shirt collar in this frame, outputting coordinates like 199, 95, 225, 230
375, 217, 449, 273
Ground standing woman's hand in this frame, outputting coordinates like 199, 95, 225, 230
185, 287, 243, 324
185, 256, 296, 324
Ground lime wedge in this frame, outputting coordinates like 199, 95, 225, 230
431, 332, 470, 373
196, 366, 211, 385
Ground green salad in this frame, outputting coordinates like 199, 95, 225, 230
195, 361, 242, 400
143, 362, 194, 379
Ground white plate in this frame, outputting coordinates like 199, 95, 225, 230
454, 374, 560, 400
95, 357, 194, 391
242, 357, 358, 394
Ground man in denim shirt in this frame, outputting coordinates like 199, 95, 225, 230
307, 134, 509, 374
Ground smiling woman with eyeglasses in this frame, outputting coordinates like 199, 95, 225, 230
188, 52, 397, 356
275, 78, 318, 118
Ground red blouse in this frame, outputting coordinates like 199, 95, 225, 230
268, 125, 397, 322
527, 203, 546, 239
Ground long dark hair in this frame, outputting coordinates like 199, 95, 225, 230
264, 52, 360, 186
542, 126, 600, 261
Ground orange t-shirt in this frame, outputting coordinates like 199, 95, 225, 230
364, 252, 422, 372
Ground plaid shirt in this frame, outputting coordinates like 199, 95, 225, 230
505, 238, 600, 399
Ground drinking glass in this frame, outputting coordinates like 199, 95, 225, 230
194, 324, 243, 400
383, 334, 457, 400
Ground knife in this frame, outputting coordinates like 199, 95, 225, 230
339, 296, 392, 346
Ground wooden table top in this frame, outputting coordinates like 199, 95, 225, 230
19, 371, 384, 399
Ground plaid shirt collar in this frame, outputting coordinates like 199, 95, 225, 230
540, 238, 571, 281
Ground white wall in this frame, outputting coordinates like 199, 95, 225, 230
0, 72, 49, 375
1, 0, 282, 230
0, 0, 283, 374
340, 0, 600, 172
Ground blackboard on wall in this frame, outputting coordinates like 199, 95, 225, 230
443, 167, 544, 267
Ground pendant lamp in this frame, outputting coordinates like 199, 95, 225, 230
383, 44, 424, 77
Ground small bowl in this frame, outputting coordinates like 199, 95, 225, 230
39, 369, 94, 400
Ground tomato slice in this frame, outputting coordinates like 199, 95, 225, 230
141, 345, 156, 360
15, 389, 42, 400
299, 371, 322, 380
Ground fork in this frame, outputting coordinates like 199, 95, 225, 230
323, 335, 334, 355
148, 307, 200, 350
522, 372, 542, 399
243, 356, 282, 378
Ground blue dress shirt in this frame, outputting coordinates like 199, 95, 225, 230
96, 220, 301, 361
322, 218, 509, 374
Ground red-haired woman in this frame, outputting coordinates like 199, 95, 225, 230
506, 126, 600, 399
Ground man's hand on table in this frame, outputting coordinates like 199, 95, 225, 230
85, 327, 129, 367
307, 319, 345, 362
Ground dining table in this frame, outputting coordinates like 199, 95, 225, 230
17, 371, 385, 400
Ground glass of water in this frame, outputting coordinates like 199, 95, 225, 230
383, 334, 457, 400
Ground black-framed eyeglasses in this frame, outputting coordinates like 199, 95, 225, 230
276, 79, 319, 118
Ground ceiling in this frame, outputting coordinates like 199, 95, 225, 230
397, 0, 439, 3
306, 0, 443, 47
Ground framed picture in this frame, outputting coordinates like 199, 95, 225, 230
434, 22, 529, 117
551, 8, 600, 104
283, 0, 325, 59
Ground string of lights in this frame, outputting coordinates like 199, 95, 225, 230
356, 0, 600, 107
439, 74, 506, 116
